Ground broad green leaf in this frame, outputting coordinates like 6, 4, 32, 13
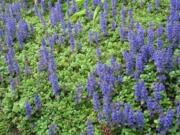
93, 6, 100, 27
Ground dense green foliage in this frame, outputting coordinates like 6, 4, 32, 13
0, 0, 179, 135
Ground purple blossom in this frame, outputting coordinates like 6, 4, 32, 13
48, 124, 57, 135
157, 74, 167, 82
103, 0, 108, 15
166, 22, 173, 42
84, 0, 89, 17
49, 73, 60, 96
128, 31, 140, 53
127, 108, 135, 127
116, 75, 123, 85
67, 20, 72, 35
155, 0, 160, 10
5, 48, 20, 75
5, 17, 16, 37
128, 9, 134, 27
86, 120, 94, 135
120, 6, 126, 24
74, 22, 82, 35
159, 109, 174, 133
24, 63, 31, 76
93, 0, 100, 7
74, 85, 82, 104
153, 82, 165, 92
119, 24, 128, 41
170, 0, 176, 10
34, 95, 41, 110
69, 34, 75, 52
153, 82, 165, 101
147, 26, 154, 45
146, 97, 162, 116
48, 0, 52, 11
111, 20, 116, 30
111, 104, 124, 125
57, 35, 65, 45
48, 51, 56, 74
135, 111, 144, 129
135, 53, 144, 73
110, 56, 121, 72
156, 38, 163, 50
111, 0, 117, 17
17, 20, 29, 49
100, 12, 107, 35
96, 48, 101, 59
92, 92, 100, 112
34, 4, 46, 26
147, 3, 152, 12
123, 51, 135, 75
96, 63, 116, 96
5, 33, 13, 47
71, 0, 78, 13
136, 24, 145, 47
24, 101, 32, 119
40, 0, 46, 14
103, 95, 112, 123
88, 31, 93, 45
38, 39, 49, 72
134, 81, 148, 102
86, 73, 96, 97
152, 47, 173, 73
9, 78, 16, 91
94, 32, 99, 44
157, 25, 164, 37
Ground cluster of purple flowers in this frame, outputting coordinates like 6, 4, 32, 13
24, 95, 42, 119
153, 82, 165, 101
17, 20, 29, 49
83, 0, 92, 19
123, 51, 135, 75
158, 109, 174, 134
93, 0, 100, 8
111, 0, 117, 17
34, 4, 46, 26
38, 38, 60, 96
48, 52, 60, 96
134, 81, 148, 102
86, 120, 94, 135
146, 97, 162, 116
167, 0, 180, 46
152, 47, 173, 73
49, 0, 65, 30
100, 11, 107, 36
24, 57, 31, 76
111, 103, 144, 129
88, 31, 99, 45
34, 95, 42, 110
38, 39, 49, 72
5, 17, 16, 47
24, 101, 32, 119
86, 73, 96, 97
5, 47, 20, 76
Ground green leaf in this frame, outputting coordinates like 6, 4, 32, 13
71, 9, 85, 22
93, 6, 100, 27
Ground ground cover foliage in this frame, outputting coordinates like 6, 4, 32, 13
0, 0, 180, 135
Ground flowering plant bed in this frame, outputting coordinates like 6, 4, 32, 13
0, 0, 179, 135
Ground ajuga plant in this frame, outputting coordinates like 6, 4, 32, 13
0, 0, 179, 135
